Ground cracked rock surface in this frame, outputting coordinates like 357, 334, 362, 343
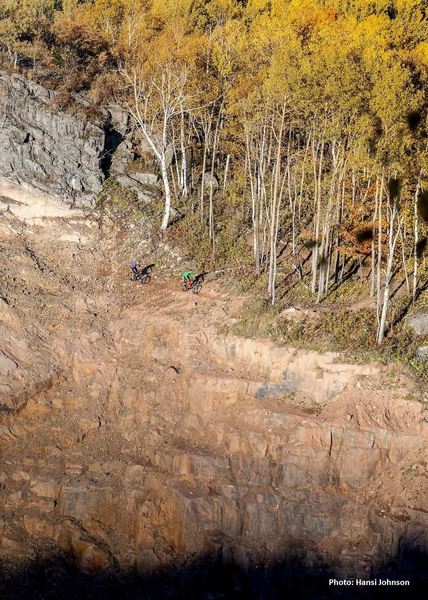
0, 71, 105, 205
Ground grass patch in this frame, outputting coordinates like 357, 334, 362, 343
165, 208, 253, 275
96, 177, 164, 225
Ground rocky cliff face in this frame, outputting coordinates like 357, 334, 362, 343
0, 72, 165, 209
0, 184, 427, 597
0, 72, 107, 205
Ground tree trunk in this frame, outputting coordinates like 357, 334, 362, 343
200, 144, 207, 223
268, 105, 286, 303
370, 177, 379, 298
377, 203, 401, 345
180, 110, 188, 197
376, 176, 384, 322
160, 157, 172, 231
223, 153, 230, 195
311, 139, 324, 294
209, 118, 220, 242
413, 171, 422, 300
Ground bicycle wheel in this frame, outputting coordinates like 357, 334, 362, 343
141, 274, 151, 284
192, 284, 202, 295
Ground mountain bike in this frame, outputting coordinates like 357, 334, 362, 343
181, 279, 202, 294
129, 270, 151, 284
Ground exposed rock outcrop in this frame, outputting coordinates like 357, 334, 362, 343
0, 73, 167, 208
0, 72, 106, 206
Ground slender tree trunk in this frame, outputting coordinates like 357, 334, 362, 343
377, 203, 401, 345
200, 118, 212, 225
311, 139, 324, 294
371, 177, 380, 298
246, 133, 261, 274
200, 144, 207, 223
376, 176, 384, 322
413, 171, 422, 300
272, 171, 286, 305
400, 223, 410, 294
170, 164, 179, 202
223, 153, 230, 194
209, 117, 220, 242
298, 134, 311, 220
268, 106, 286, 300
257, 120, 268, 273
288, 161, 296, 255
180, 110, 188, 197
160, 157, 172, 230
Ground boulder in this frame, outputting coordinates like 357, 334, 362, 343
169, 206, 184, 224
110, 140, 135, 176
128, 172, 160, 186
114, 174, 137, 191
23, 516, 55, 538
115, 175, 161, 203
202, 172, 219, 191
30, 477, 59, 499
416, 346, 428, 361
105, 105, 130, 136
407, 310, 428, 335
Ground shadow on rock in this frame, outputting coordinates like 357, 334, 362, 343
0, 543, 426, 600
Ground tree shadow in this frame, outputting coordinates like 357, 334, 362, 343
388, 275, 428, 335
100, 125, 124, 179
275, 254, 361, 304
0, 542, 425, 600
195, 272, 208, 284
321, 257, 361, 301
143, 263, 156, 273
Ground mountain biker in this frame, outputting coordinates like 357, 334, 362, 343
182, 270, 195, 288
131, 260, 140, 275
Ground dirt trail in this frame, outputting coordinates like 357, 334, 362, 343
0, 192, 427, 587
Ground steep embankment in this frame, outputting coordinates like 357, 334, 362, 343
0, 183, 427, 597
